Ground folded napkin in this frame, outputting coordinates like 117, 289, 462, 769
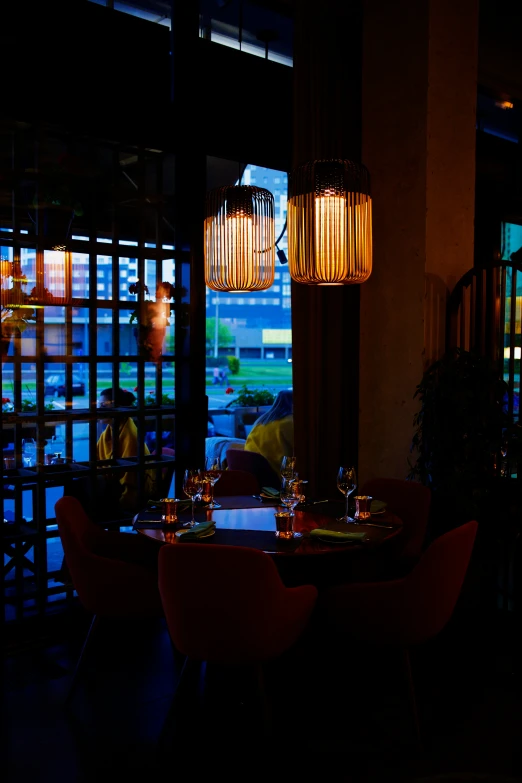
261, 486, 280, 497
175, 521, 216, 541
371, 499, 387, 513
148, 498, 209, 512
309, 528, 366, 541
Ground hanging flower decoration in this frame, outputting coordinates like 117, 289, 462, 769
128, 280, 176, 327
128, 280, 176, 363
127, 279, 189, 363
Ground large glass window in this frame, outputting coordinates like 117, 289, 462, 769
205, 162, 292, 439
87, 0, 294, 65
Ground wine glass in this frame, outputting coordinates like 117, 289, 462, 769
280, 455, 297, 489
203, 456, 223, 509
280, 476, 305, 515
183, 468, 203, 527
337, 466, 357, 522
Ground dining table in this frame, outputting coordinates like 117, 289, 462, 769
133, 495, 403, 588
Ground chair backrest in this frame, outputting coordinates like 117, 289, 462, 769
158, 543, 318, 663
213, 469, 261, 496
226, 449, 280, 490
360, 477, 431, 559
55, 496, 162, 617
151, 447, 175, 498
325, 520, 478, 647
405, 519, 478, 642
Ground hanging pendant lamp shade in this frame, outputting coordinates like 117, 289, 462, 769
39, 245, 72, 305
287, 159, 373, 285
204, 185, 275, 292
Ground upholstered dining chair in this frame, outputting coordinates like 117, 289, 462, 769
55, 495, 163, 705
226, 448, 280, 490
319, 520, 478, 750
157, 543, 318, 742
212, 468, 261, 496
359, 477, 432, 575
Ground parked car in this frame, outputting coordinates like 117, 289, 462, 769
44, 374, 86, 397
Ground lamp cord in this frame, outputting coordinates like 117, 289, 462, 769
275, 218, 287, 247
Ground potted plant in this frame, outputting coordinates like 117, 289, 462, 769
225, 384, 276, 438
408, 347, 509, 531
143, 391, 175, 407
225, 384, 275, 408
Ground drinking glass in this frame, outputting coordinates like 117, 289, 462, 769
183, 468, 203, 527
280, 476, 305, 515
337, 465, 357, 522
280, 455, 297, 489
203, 456, 223, 509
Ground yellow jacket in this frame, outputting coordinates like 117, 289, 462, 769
97, 417, 156, 511
244, 415, 294, 477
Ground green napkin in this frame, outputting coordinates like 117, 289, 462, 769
175, 521, 216, 541
149, 498, 208, 511
261, 486, 280, 497
371, 499, 387, 513
310, 528, 366, 541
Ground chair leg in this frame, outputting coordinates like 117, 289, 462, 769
401, 647, 423, 754
65, 614, 99, 707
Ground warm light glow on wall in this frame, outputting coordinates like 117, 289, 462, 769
495, 100, 514, 110
205, 185, 275, 292
288, 159, 372, 285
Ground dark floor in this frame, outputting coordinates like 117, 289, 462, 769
4, 561, 522, 783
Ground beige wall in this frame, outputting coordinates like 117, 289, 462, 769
359, 0, 479, 485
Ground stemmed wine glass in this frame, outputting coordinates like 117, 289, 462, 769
203, 456, 223, 509
280, 476, 305, 515
183, 468, 203, 527
337, 465, 357, 523
280, 455, 297, 489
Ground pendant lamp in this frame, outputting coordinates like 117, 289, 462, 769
204, 185, 275, 292
287, 158, 372, 285
28, 244, 72, 306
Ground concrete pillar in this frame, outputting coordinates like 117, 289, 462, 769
359, 0, 479, 484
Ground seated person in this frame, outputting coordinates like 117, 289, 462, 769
244, 389, 294, 477
97, 387, 157, 513
65, 387, 157, 521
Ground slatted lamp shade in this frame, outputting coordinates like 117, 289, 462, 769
0, 256, 11, 310
204, 185, 275, 292
287, 159, 373, 285
35, 247, 72, 305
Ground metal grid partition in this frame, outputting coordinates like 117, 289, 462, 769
1, 121, 182, 624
